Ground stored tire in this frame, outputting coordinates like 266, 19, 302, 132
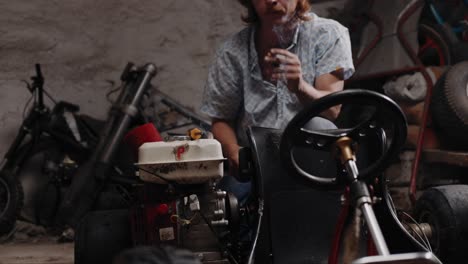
414, 185, 468, 264
431, 61, 468, 149
35, 181, 61, 227
75, 209, 132, 264
0, 139, 65, 230
0, 170, 23, 236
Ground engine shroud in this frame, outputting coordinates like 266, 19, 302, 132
136, 139, 225, 184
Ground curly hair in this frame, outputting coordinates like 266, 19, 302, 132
237, 0, 312, 24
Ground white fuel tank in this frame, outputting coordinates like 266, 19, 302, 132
136, 139, 225, 184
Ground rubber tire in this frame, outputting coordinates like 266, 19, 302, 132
0, 139, 65, 230
414, 185, 468, 264
0, 170, 24, 236
75, 209, 132, 264
431, 61, 468, 149
35, 181, 61, 227
418, 23, 452, 66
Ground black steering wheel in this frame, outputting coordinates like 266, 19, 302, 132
280, 89, 407, 187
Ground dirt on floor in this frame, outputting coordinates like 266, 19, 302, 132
0, 221, 73, 264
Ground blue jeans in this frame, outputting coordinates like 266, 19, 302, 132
217, 175, 251, 205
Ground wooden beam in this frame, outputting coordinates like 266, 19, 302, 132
422, 149, 468, 167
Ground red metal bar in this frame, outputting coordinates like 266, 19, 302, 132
395, 0, 435, 204
328, 188, 350, 264
349, 66, 423, 82
354, 8, 384, 68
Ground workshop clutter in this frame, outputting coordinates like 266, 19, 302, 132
384, 151, 415, 212
383, 68, 437, 103
383, 66, 447, 150
123, 123, 163, 158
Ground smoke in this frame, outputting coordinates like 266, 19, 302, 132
271, 11, 298, 49
272, 24, 289, 49
271, 13, 299, 85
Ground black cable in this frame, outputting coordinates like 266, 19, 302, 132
247, 199, 264, 264
23, 78, 57, 107
22, 93, 35, 119
42, 88, 57, 105
21, 80, 32, 92
106, 84, 123, 104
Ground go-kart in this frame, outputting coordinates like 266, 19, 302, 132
75, 89, 442, 264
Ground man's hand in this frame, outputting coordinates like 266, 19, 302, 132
265, 48, 306, 93
264, 48, 345, 119
224, 143, 240, 178
211, 120, 241, 178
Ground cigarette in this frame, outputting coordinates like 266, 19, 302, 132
273, 54, 286, 69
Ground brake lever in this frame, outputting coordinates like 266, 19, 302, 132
22, 80, 33, 93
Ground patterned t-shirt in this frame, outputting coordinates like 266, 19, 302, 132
201, 13, 355, 145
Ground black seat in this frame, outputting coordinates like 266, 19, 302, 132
247, 126, 342, 264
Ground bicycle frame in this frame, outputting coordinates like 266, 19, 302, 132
56, 63, 158, 227
0, 65, 82, 173
426, 0, 468, 34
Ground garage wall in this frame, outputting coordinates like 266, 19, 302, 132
0, 0, 343, 157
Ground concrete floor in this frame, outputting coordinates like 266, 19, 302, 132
0, 242, 73, 264
0, 222, 73, 264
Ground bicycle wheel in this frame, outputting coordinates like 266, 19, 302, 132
0, 170, 23, 235
0, 138, 72, 231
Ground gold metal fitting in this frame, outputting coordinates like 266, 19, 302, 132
335, 137, 356, 164
187, 127, 203, 140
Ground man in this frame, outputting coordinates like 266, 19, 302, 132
201, 0, 354, 201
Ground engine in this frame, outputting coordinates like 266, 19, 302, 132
130, 138, 243, 264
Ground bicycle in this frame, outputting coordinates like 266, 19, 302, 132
418, 0, 468, 65
0, 62, 157, 235
0, 64, 103, 235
